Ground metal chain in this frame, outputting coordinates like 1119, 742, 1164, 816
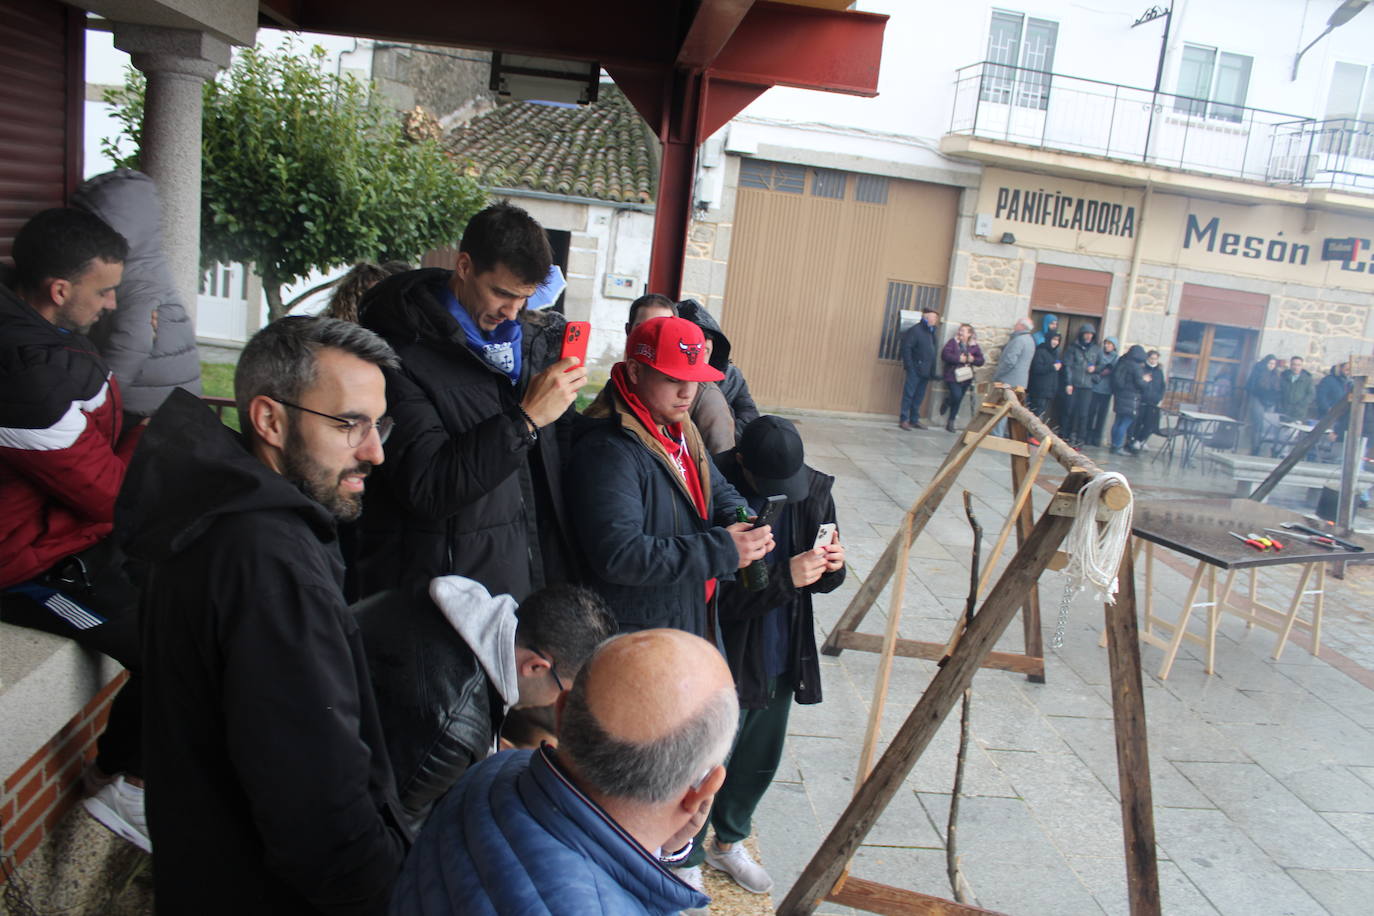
1050, 578, 1080, 650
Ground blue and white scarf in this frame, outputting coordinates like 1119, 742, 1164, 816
444, 289, 523, 384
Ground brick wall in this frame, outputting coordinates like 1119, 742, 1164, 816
1, 670, 127, 876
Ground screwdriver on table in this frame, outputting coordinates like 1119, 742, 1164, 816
1264, 527, 1336, 550
1228, 532, 1268, 551
1247, 532, 1282, 550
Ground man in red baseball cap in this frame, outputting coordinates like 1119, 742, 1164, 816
567, 316, 773, 648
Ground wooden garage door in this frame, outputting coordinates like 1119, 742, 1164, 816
721, 161, 960, 414
0, 0, 82, 264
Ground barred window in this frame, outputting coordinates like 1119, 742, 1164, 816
879, 282, 944, 360
855, 174, 890, 205
811, 168, 847, 199
739, 160, 805, 193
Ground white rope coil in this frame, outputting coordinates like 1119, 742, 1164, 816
1064, 471, 1134, 605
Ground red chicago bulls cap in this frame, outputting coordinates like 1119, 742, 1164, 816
626, 315, 725, 382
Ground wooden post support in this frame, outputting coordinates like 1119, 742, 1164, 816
1338, 376, 1367, 535
1103, 537, 1163, 916
821, 403, 1009, 657
1008, 412, 1046, 683
1250, 394, 1350, 503
855, 514, 913, 783
778, 482, 1081, 916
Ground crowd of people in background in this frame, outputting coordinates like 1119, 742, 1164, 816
901, 308, 1356, 462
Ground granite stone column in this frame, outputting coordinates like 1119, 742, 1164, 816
113, 24, 231, 322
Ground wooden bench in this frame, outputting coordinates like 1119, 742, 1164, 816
1205, 450, 1374, 498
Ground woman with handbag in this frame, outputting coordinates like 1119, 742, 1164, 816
940, 323, 985, 432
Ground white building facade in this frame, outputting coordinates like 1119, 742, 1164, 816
688, 0, 1374, 417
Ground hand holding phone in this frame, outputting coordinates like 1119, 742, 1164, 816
559, 321, 591, 370
813, 522, 837, 551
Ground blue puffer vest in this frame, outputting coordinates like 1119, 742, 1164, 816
390, 748, 708, 915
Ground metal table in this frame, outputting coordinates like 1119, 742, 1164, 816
1126, 498, 1367, 679
1175, 409, 1240, 468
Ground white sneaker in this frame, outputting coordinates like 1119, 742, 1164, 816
83, 774, 151, 853
676, 865, 709, 914
705, 841, 773, 894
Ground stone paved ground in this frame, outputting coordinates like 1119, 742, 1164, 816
722, 409, 1374, 916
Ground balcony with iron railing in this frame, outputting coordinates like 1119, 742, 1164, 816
948, 61, 1374, 191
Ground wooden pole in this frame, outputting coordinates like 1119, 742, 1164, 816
1250, 395, 1350, 502
1102, 537, 1163, 916
1337, 376, 1366, 535
976, 438, 1051, 599
1009, 413, 1047, 683
778, 485, 1081, 916
855, 514, 913, 783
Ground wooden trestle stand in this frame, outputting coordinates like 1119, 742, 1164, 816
778, 389, 1161, 916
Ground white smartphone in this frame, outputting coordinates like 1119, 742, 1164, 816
813, 523, 837, 551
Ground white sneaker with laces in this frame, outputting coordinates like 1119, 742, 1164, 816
705, 841, 773, 894
675, 865, 709, 915
83, 774, 152, 853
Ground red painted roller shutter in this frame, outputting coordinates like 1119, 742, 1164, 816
1030, 263, 1111, 317
0, 0, 82, 264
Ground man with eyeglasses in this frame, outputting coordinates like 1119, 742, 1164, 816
116, 316, 408, 915
354, 578, 616, 830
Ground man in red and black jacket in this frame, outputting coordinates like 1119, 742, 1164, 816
0, 208, 149, 851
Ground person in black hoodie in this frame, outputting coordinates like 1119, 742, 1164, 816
1110, 344, 1148, 454
1060, 323, 1101, 446
117, 317, 408, 915
677, 416, 845, 894
1027, 331, 1062, 420
678, 298, 761, 440
1129, 349, 1167, 451
355, 203, 585, 601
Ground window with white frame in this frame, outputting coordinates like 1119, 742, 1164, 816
1323, 62, 1374, 157
981, 9, 1058, 110
1174, 44, 1252, 123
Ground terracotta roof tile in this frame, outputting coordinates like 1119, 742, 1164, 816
446, 84, 658, 204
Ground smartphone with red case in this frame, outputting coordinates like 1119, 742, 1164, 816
560, 321, 590, 370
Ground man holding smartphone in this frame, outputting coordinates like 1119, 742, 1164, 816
356, 203, 585, 601
568, 316, 771, 642
682, 415, 846, 895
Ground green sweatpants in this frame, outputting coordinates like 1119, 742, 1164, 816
684, 677, 793, 866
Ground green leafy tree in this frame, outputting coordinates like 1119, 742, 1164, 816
103, 41, 485, 319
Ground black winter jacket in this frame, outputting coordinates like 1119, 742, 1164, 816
356, 269, 574, 601
353, 585, 498, 829
716, 452, 844, 709
1028, 341, 1062, 400
899, 320, 941, 380
568, 385, 746, 641
1062, 329, 1101, 390
1112, 345, 1148, 416
116, 390, 407, 916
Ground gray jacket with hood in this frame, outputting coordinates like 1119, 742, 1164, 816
71, 169, 201, 415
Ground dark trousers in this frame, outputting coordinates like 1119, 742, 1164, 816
1061, 388, 1093, 442
684, 678, 793, 865
901, 370, 930, 424
2, 572, 143, 779
1087, 392, 1113, 446
944, 380, 970, 421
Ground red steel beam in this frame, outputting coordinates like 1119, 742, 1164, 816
711, 1, 886, 97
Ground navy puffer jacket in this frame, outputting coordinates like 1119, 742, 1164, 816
390, 748, 707, 915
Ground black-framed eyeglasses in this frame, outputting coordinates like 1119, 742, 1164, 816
273, 398, 393, 447
533, 649, 565, 692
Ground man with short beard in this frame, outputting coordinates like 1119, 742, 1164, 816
116, 317, 409, 915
